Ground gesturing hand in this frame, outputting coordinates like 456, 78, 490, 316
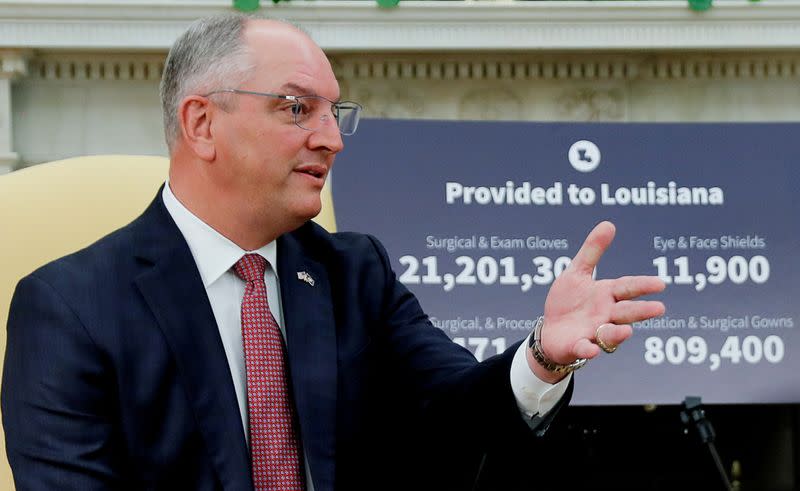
527, 221, 666, 383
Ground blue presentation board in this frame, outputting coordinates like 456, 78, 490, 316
332, 119, 799, 405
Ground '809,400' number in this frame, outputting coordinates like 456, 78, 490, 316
644, 335, 784, 371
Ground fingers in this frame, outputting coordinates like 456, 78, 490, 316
595, 323, 633, 347
543, 222, 669, 364
612, 276, 666, 301
608, 275, 666, 323
610, 300, 666, 324
570, 221, 616, 275
571, 323, 635, 360
572, 337, 601, 360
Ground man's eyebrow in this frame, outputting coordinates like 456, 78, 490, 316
279, 82, 341, 102
279, 83, 316, 96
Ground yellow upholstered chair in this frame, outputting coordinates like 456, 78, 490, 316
0, 154, 336, 489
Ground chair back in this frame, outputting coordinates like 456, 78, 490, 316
0, 154, 336, 489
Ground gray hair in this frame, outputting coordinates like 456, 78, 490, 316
159, 13, 254, 150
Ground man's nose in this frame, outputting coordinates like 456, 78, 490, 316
309, 113, 344, 153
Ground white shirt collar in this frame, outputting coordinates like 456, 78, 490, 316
161, 181, 278, 288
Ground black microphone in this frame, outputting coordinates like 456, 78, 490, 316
680, 396, 732, 491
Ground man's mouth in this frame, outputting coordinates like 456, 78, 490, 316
295, 164, 327, 181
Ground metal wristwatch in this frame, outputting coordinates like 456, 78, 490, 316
528, 316, 587, 374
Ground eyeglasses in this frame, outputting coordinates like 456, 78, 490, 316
204, 88, 362, 136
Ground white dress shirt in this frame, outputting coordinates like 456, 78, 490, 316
161, 181, 571, 472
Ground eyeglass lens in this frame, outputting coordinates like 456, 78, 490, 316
293, 96, 360, 136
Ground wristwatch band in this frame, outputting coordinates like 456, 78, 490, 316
528, 316, 588, 374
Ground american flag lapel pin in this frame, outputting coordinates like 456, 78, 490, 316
296, 271, 315, 286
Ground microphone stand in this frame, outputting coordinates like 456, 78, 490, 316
679, 396, 733, 491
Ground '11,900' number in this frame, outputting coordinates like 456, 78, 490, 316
652, 255, 769, 292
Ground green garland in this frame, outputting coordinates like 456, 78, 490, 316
234, 0, 761, 13
233, 0, 400, 9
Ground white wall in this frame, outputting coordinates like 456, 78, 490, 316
9, 50, 800, 168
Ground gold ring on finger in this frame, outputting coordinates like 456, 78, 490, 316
595, 323, 617, 354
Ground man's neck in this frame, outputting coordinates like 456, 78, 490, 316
167, 175, 287, 251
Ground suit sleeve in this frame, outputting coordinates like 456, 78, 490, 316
364, 234, 572, 447
359, 234, 574, 489
2, 274, 123, 491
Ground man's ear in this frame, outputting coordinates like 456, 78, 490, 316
178, 95, 216, 161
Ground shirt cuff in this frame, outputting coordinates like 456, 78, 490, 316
510, 332, 572, 425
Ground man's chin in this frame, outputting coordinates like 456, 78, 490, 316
293, 202, 323, 225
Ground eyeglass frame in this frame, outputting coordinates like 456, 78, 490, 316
203, 88, 363, 136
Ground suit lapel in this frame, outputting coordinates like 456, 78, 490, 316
131, 195, 252, 490
278, 230, 338, 491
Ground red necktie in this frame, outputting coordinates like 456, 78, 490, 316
234, 254, 305, 490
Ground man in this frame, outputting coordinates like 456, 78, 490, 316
2, 13, 665, 491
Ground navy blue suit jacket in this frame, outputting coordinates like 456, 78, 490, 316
2, 192, 570, 490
